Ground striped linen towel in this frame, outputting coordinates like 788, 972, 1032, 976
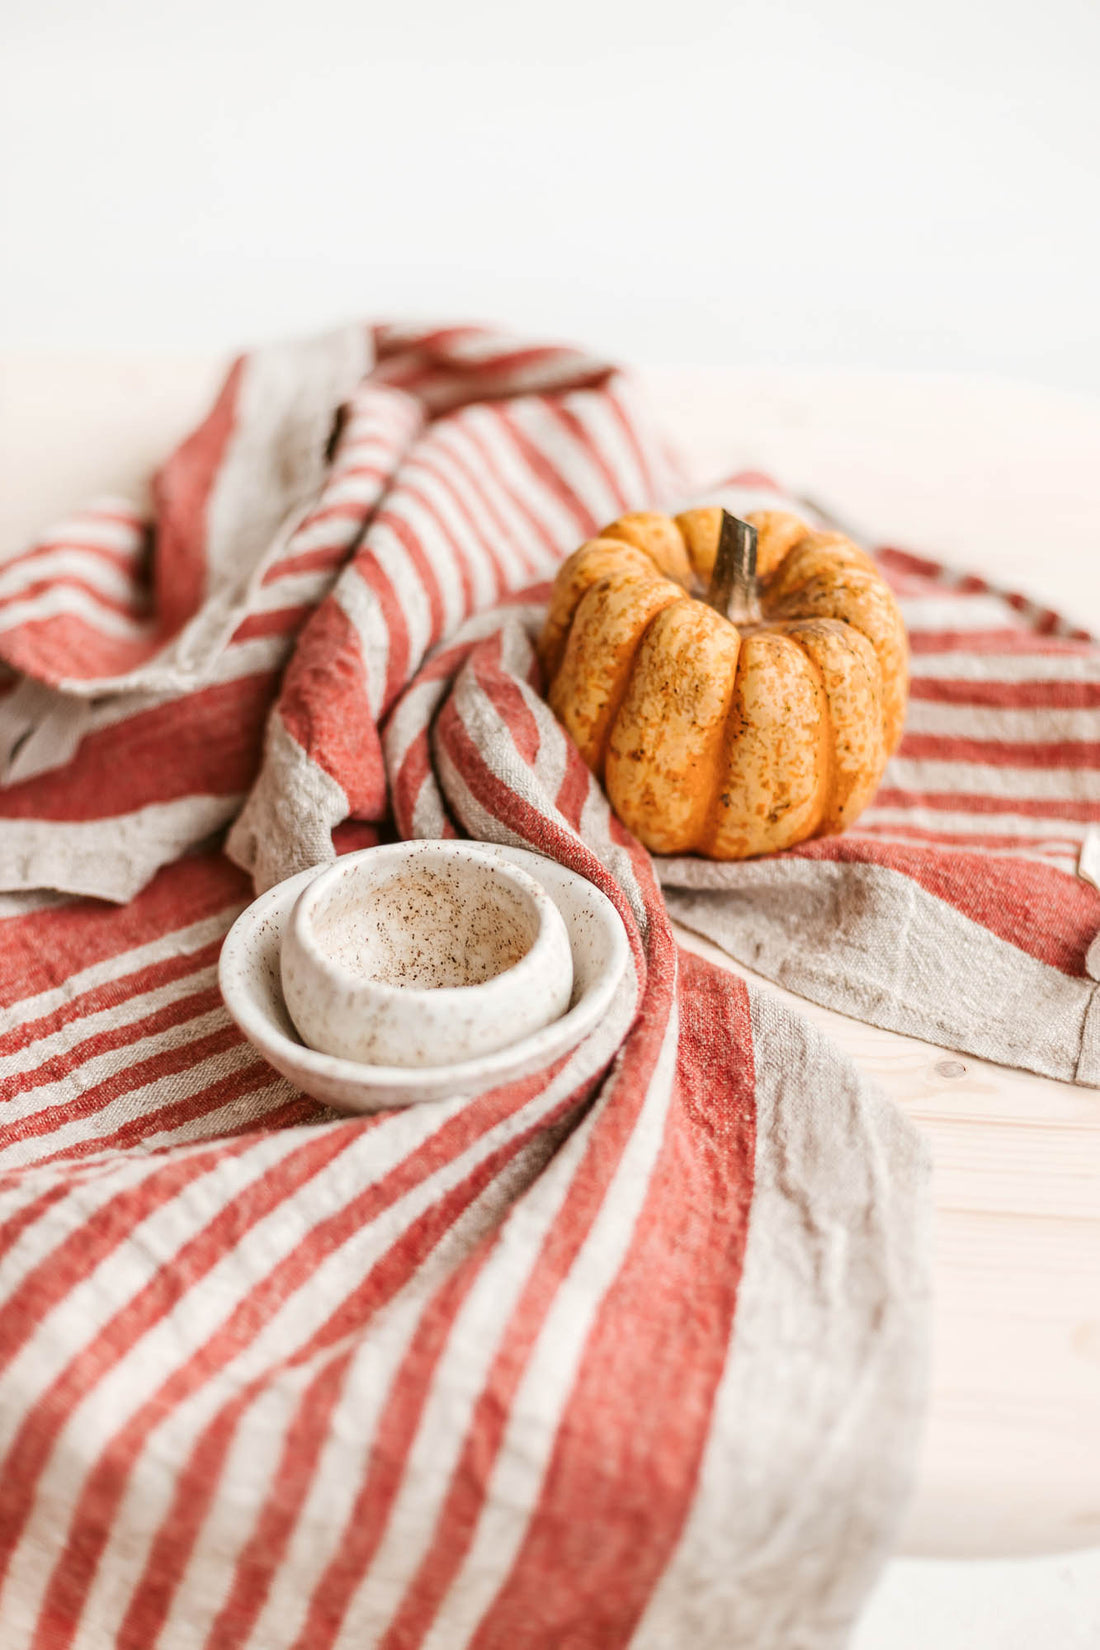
657, 486, 1100, 1086
0, 323, 947, 1649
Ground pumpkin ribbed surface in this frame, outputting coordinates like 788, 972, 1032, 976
539, 508, 909, 859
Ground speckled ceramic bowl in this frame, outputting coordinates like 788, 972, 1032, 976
218, 844, 630, 1111
280, 841, 573, 1067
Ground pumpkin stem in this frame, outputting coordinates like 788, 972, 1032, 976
706, 511, 762, 626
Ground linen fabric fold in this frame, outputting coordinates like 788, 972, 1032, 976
0, 324, 933, 1649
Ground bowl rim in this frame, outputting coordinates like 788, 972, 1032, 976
283, 839, 569, 1007
218, 844, 630, 1093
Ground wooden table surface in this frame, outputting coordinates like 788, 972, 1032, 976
3, 351, 1099, 1559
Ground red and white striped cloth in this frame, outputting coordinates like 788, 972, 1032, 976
658, 484, 1100, 1086
0, 322, 975, 1649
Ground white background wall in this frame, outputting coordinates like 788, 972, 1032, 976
4, 0, 1099, 392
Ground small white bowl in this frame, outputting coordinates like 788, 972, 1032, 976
218, 844, 630, 1112
280, 841, 573, 1067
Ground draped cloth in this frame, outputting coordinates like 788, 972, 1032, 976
0, 321, 980, 1649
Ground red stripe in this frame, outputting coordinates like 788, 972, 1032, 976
3, 1019, 249, 1157
111, 1064, 583, 1650
260, 545, 349, 584
277, 598, 383, 816
899, 731, 1100, 768
497, 407, 600, 542
855, 821, 1082, 855
0, 1137, 264, 1386
417, 440, 536, 588
223, 1095, 324, 1138
452, 419, 569, 571
718, 469, 782, 491
875, 546, 948, 581
353, 555, 411, 717
0, 1135, 322, 1606
872, 786, 1100, 823
390, 722, 437, 837
0, 613, 160, 684
327, 458, 390, 480
0, 671, 277, 821
373, 323, 489, 362
293, 499, 374, 532
469, 955, 755, 1649
553, 740, 596, 833
909, 677, 1100, 709
604, 382, 661, 502
152, 358, 244, 636
286, 1234, 500, 1650
545, 399, 631, 518
470, 636, 543, 768
373, 865, 670, 1649
402, 458, 510, 600
388, 634, 507, 837
0, 852, 245, 1009
0, 572, 149, 621
0, 1181, 75, 1265
332, 819, 384, 856
957, 573, 999, 596
452, 342, 595, 380
1, 536, 147, 572
436, 694, 647, 989
908, 630, 1093, 656
27, 1059, 311, 1170
0, 981, 223, 1103
21, 1126, 367, 1648
374, 507, 450, 642
0, 936, 223, 1060
119, 1169, 506, 1650
404, 347, 606, 412
196, 1130, 565, 1650
229, 605, 312, 643
60, 506, 145, 527
788, 835, 1100, 974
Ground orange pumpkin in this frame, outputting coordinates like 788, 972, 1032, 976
538, 508, 908, 858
